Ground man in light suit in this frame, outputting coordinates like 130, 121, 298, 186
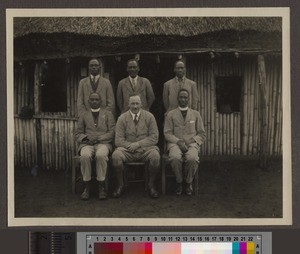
164, 88, 206, 195
77, 58, 115, 117
112, 94, 160, 198
116, 59, 155, 113
75, 92, 115, 200
163, 61, 199, 113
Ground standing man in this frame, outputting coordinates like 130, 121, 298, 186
112, 94, 160, 198
75, 92, 115, 200
163, 60, 199, 113
164, 89, 206, 195
77, 58, 115, 117
116, 59, 155, 113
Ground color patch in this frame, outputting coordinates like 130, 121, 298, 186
123, 242, 152, 254
153, 242, 181, 254
240, 242, 247, 254
94, 243, 123, 254
232, 242, 240, 254
247, 242, 255, 254
182, 243, 233, 254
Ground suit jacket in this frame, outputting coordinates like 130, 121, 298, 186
163, 77, 199, 113
115, 109, 159, 151
75, 109, 115, 154
116, 76, 155, 113
77, 76, 115, 117
164, 108, 206, 151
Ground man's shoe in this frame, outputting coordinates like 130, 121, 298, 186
148, 187, 159, 198
175, 183, 183, 195
185, 183, 193, 196
98, 184, 107, 200
80, 188, 90, 200
112, 185, 124, 198
81, 181, 90, 200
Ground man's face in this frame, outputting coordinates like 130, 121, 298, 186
174, 61, 186, 78
178, 91, 189, 108
89, 59, 101, 76
127, 60, 140, 78
88, 93, 101, 109
128, 96, 142, 114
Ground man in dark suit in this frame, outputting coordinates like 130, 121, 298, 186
112, 94, 160, 198
163, 61, 199, 113
164, 88, 206, 195
116, 59, 155, 113
77, 58, 115, 117
75, 92, 115, 200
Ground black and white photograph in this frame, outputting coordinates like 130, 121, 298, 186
7, 8, 291, 226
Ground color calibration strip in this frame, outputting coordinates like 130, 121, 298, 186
92, 242, 255, 254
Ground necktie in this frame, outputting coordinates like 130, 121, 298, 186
134, 114, 138, 125
91, 76, 97, 91
132, 79, 136, 90
178, 78, 183, 89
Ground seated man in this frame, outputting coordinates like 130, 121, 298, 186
112, 94, 160, 198
75, 92, 115, 200
164, 88, 206, 195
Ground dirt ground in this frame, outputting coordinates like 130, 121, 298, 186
14, 159, 282, 218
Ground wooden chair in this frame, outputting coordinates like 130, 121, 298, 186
71, 155, 109, 194
161, 152, 200, 195
123, 161, 149, 191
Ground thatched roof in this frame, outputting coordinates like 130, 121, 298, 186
14, 17, 281, 38
13, 17, 282, 60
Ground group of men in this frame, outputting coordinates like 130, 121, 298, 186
75, 58, 206, 200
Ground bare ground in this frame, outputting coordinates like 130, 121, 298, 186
14, 159, 282, 218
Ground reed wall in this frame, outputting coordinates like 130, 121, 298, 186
13, 54, 282, 170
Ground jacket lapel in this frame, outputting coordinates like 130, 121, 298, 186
184, 108, 193, 124
125, 77, 134, 93
86, 111, 95, 129
136, 110, 146, 130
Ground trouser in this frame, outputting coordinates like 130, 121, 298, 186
112, 147, 160, 186
80, 144, 111, 182
168, 144, 199, 184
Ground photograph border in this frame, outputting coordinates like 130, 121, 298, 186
6, 7, 292, 227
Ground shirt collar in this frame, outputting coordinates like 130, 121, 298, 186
178, 106, 188, 111
129, 75, 138, 83
129, 110, 141, 119
91, 74, 100, 82
175, 76, 185, 82
91, 108, 100, 112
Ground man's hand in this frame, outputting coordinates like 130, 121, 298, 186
88, 134, 99, 143
81, 139, 94, 146
177, 140, 188, 153
127, 142, 141, 152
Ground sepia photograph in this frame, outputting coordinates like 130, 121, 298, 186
7, 8, 291, 226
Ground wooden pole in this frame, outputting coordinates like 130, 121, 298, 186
210, 63, 215, 156
257, 55, 268, 169
34, 63, 43, 169
241, 63, 248, 155
215, 112, 219, 155
275, 67, 282, 155
230, 114, 234, 155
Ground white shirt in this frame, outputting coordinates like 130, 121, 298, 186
90, 74, 100, 82
129, 110, 141, 121
129, 75, 138, 86
176, 76, 186, 82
